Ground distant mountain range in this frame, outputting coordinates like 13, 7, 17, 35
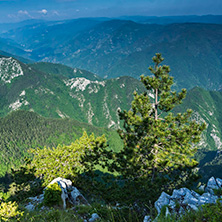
1, 17, 222, 90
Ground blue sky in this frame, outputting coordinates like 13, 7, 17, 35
0, 0, 222, 23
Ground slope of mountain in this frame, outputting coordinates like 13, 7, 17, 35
0, 50, 32, 64
0, 19, 45, 34
2, 20, 222, 90
30, 62, 102, 81
119, 15, 222, 24
0, 110, 122, 177
0, 37, 28, 59
175, 87, 222, 151
0, 55, 145, 129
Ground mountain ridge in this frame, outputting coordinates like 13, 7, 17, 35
1, 20, 222, 90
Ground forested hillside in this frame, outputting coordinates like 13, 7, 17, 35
0, 110, 122, 177
0, 55, 145, 128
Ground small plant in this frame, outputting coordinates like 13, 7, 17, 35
43, 182, 62, 207
213, 188, 222, 197
0, 201, 23, 221
193, 188, 205, 196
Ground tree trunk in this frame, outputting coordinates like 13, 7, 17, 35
155, 88, 158, 120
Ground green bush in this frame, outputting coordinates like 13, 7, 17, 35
44, 183, 62, 207
29, 131, 109, 185
0, 201, 23, 221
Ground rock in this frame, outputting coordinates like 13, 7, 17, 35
26, 177, 89, 210
143, 215, 151, 222
70, 187, 89, 205
154, 191, 171, 214
216, 178, 222, 188
25, 203, 35, 211
198, 192, 218, 205
171, 188, 190, 199
88, 213, 100, 222
206, 177, 219, 191
165, 207, 171, 217
188, 204, 198, 211
179, 206, 185, 215
25, 194, 44, 211
182, 192, 198, 205
198, 185, 205, 192
154, 177, 222, 220
48, 177, 72, 190
168, 200, 176, 209
191, 190, 200, 199
46, 177, 88, 209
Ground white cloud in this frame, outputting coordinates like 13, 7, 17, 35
8, 10, 33, 19
52, 10, 60, 16
18, 10, 29, 15
39, 9, 48, 15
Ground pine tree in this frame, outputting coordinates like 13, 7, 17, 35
113, 53, 206, 185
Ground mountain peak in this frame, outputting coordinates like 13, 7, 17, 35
0, 56, 23, 83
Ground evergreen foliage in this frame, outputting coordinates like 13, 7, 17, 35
112, 53, 206, 188
0, 110, 122, 178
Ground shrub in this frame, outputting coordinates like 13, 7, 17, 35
29, 131, 109, 185
0, 201, 23, 221
44, 182, 62, 207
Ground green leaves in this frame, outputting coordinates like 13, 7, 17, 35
113, 53, 206, 188
29, 131, 110, 185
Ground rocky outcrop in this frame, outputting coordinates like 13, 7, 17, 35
144, 176, 222, 221
25, 177, 88, 211
47, 177, 88, 209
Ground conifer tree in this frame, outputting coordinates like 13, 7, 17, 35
113, 53, 206, 184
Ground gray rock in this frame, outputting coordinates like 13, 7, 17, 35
154, 177, 222, 220
216, 178, 222, 188
168, 200, 176, 209
198, 185, 205, 192
198, 192, 218, 205
207, 177, 219, 190
188, 204, 198, 211
70, 187, 88, 205
191, 190, 200, 199
182, 192, 198, 205
45, 177, 88, 209
25, 203, 35, 211
88, 213, 100, 222
165, 207, 171, 217
179, 206, 185, 215
171, 188, 190, 199
154, 191, 171, 214
143, 215, 151, 222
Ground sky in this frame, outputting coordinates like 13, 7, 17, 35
0, 0, 222, 23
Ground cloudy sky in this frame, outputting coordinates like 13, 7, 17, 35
0, 0, 222, 23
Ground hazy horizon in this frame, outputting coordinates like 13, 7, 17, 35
0, 0, 222, 23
